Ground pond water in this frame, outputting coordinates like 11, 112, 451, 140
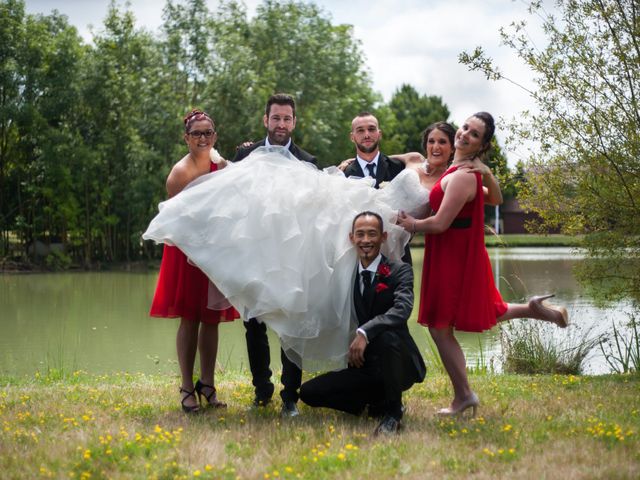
0, 247, 633, 376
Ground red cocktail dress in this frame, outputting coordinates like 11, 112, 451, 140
418, 166, 507, 331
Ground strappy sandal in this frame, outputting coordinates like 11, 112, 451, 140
179, 387, 201, 414
195, 379, 227, 408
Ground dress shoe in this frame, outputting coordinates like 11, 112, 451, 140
437, 392, 479, 418
373, 414, 402, 436
280, 400, 300, 418
529, 294, 569, 328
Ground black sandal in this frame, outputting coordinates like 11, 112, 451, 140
195, 379, 227, 408
179, 387, 201, 414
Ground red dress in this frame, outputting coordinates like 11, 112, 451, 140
149, 162, 239, 324
417, 166, 507, 332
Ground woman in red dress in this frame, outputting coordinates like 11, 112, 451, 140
150, 110, 239, 413
398, 112, 568, 417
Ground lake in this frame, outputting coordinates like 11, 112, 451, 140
0, 247, 633, 376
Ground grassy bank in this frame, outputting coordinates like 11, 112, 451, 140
484, 234, 579, 248
1, 370, 638, 479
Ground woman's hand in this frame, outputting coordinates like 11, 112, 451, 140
456, 156, 503, 205
397, 210, 418, 234
457, 156, 491, 176
337, 158, 355, 171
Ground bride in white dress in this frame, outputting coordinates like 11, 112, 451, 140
143, 145, 432, 369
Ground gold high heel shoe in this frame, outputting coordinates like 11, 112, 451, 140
437, 392, 479, 418
529, 294, 569, 328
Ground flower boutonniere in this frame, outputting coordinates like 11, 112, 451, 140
377, 263, 391, 279
374, 262, 391, 293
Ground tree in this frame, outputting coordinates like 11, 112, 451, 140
387, 84, 450, 153
81, 2, 158, 263
206, 0, 378, 165
460, 0, 640, 302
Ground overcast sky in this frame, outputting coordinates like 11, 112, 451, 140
25, 0, 549, 164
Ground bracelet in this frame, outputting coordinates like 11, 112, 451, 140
412, 221, 416, 234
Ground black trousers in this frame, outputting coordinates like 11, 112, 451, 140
244, 317, 302, 403
300, 330, 416, 420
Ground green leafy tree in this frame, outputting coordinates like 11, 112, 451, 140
81, 2, 158, 263
0, 0, 26, 256
460, 0, 640, 302
0, 0, 86, 261
387, 83, 450, 153
207, 0, 378, 165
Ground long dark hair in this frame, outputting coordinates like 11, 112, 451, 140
471, 111, 495, 156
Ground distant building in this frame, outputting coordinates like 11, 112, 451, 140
500, 197, 559, 234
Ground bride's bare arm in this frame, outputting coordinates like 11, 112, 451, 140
390, 152, 425, 165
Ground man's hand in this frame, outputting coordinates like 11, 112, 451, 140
337, 158, 355, 171
348, 332, 367, 368
236, 141, 254, 150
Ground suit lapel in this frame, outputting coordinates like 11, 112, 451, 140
368, 256, 391, 315
348, 161, 365, 178
353, 269, 368, 325
375, 154, 389, 188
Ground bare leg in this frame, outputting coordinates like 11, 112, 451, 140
429, 327, 473, 408
198, 322, 219, 387
176, 318, 199, 409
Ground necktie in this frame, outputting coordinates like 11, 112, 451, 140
361, 270, 375, 308
361, 270, 372, 293
365, 163, 376, 178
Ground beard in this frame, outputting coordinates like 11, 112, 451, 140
267, 127, 292, 146
355, 140, 379, 154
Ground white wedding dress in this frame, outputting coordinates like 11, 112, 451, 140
143, 147, 429, 369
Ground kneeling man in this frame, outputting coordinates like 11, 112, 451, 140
300, 211, 426, 435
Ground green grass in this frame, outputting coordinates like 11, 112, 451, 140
484, 234, 580, 247
1, 370, 638, 479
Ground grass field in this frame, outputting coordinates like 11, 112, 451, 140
1, 369, 638, 479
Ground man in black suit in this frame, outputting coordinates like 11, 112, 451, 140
232, 93, 316, 164
343, 112, 404, 188
232, 93, 316, 417
343, 112, 412, 264
300, 211, 426, 435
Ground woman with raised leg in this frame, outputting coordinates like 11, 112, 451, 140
398, 112, 568, 418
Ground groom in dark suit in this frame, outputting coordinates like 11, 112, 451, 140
232, 93, 316, 417
300, 211, 426, 435
232, 93, 316, 164
343, 113, 411, 264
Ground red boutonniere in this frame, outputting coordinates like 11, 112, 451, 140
375, 283, 389, 293
377, 263, 391, 278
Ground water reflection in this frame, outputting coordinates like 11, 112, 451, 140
0, 248, 632, 376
